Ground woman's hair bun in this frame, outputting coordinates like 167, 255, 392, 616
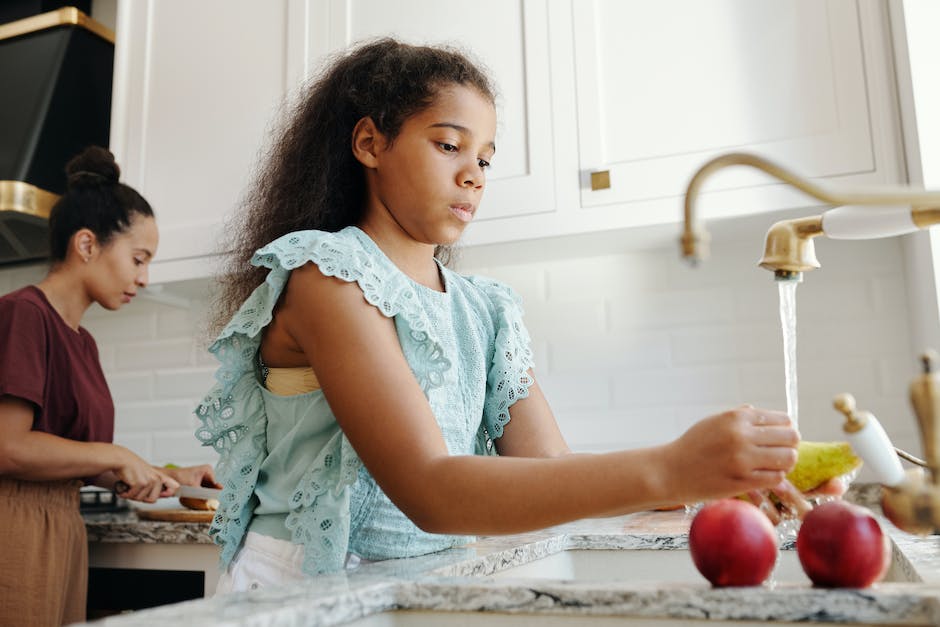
65, 145, 121, 189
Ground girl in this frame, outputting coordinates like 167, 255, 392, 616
0, 146, 217, 626
200, 39, 802, 592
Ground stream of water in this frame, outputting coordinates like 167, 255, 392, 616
778, 279, 799, 427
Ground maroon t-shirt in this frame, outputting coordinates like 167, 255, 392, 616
0, 286, 114, 442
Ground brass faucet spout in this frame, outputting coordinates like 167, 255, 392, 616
682, 152, 940, 267
758, 215, 824, 274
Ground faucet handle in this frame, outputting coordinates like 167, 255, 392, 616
910, 350, 940, 482
832, 392, 906, 487
833, 393, 867, 432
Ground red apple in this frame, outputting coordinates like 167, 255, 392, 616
689, 499, 778, 586
796, 501, 891, 588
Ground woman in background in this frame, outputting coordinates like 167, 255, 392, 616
0, 146, 217, 626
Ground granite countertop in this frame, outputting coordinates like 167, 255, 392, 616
84, 508, 214, 544
77, 484, 940, 626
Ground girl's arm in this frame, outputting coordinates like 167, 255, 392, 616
0, 395, 178, 502
281, 265, 799, 535
491, 377, 571, 458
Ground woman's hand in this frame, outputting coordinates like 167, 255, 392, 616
112, 447, 179, 503
664, 405, 800, 505
161, 464, 220, 488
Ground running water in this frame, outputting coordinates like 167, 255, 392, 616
778, 279, 799, 427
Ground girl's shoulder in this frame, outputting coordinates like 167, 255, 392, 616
251, 226, 369, 272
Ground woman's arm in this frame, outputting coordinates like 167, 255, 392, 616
280, 265, 799, 535
0, 395, 177, 501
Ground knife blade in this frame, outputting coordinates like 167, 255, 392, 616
175, 485, 223, 500
113, 481, 223, 500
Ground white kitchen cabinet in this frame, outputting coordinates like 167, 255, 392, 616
110, 0, 291, 281
469, 0, 906, 246
112, 0, 906, 280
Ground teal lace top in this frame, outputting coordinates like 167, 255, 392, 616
194, 226, 534, 575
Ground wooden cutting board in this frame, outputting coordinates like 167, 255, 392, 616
136, 508, 215, 523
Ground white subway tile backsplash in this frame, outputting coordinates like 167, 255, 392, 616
794, 277, 876, 320
107, 373, 154, 403
152, 430, 216, 466
877, 356, 917, 397
156, 304, 211, 339
97, 345, 117, 371
114, 400, 198, 433
545, 253, 670, 301
83, 312, 157, 343
153, 368, 217, 400
555, 407, 679, 451
523, 301, 605, 340
611, 366, 741, 408
115, 338, 197, 370
870, 276, 910, 319
670, 323, 781, 365
609, 287, 735, 331
536, 373, 610, 410
467, 263, 548, 306
799, 319, 910, 359
550, 332, 671, 373
112, 432, 153, 461
795, 358, 879, 400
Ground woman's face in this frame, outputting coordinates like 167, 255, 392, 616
86, 215, 159, 310
362, 84, 497, 246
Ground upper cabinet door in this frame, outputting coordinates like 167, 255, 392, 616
112, 0, 289, 268
573, 0, 899, 220
293, 0, 555, 224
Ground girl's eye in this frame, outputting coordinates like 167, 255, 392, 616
478, 159, 491, 170
134, 258, 144, 266
438, 142, 458, 153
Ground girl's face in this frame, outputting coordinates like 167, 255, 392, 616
362, 84, 497, 246
85, 215, 158, 310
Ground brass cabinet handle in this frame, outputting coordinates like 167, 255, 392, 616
590, 170, 611, 191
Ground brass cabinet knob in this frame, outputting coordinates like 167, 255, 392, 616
590, 170, 610, 191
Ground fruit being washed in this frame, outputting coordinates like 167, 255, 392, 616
785, 441, 861, 492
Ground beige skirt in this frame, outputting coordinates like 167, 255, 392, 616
0, 477, 87, 627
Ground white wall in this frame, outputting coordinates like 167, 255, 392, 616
0, 229, 920, 482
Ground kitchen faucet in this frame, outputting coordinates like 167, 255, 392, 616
681, 152, 940, 533
681, 152, 940, 281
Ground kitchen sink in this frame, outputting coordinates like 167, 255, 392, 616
484, 547, 914, 585
340, 612, 878, 626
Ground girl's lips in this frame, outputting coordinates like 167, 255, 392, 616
121, 293, 134, 303
449, 204, 475, 223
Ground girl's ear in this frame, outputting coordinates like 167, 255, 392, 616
72, 228, 100, 264
351, 117, 385, 168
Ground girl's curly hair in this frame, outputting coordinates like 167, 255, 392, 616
210, 38, 495, 335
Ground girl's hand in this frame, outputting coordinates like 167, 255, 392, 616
113, 447, 179, 503
664, 405, 800, 505
746, 475, 850, 524
162, 464, 220, 489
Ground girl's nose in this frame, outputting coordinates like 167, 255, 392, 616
137, 266, 149, 288
460, 165, 484, 189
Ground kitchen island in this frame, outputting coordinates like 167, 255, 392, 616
78, 486, 940, 626
84, 508, 220, 615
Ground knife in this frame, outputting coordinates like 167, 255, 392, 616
175, 485, 223, 500
114, 481, 222, 500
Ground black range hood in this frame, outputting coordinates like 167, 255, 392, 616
0, 6, 114, 264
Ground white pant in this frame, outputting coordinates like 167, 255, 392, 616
215, 531, 366, 594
